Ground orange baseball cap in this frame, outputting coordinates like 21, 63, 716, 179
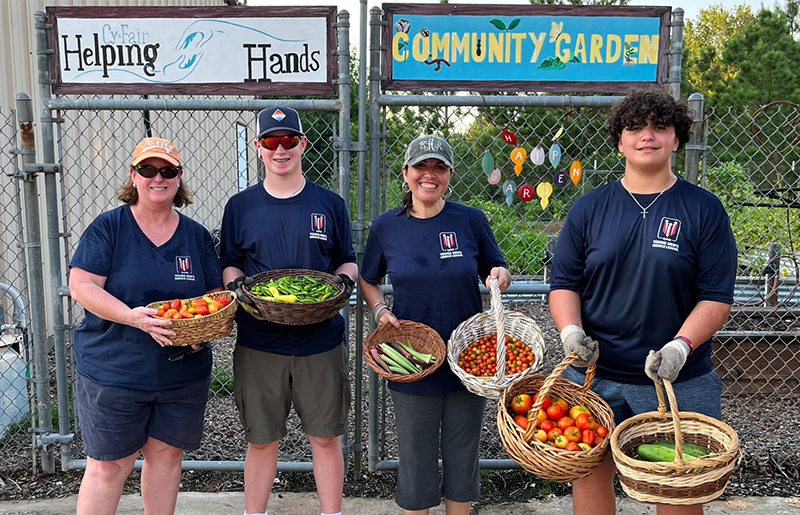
132, 137, 181, 167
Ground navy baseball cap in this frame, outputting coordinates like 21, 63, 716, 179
256, 106, 304, 138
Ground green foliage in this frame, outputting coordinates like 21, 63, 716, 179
209, 364, 234, 397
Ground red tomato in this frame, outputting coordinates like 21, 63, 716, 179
575, 413, 593, 430
593, 434, 605, 447
596, 425, 609, 438
513, 415, 528, 430
182, 312, 194, 319
540, 420, 555, 433
581, 429, 595, 446
547, 428, 563, 442
156, 309, 165, 317
566, 441, 581, 452
534, 391, 553, 410
218, 298, 231, 307
557, 416, 575, 432
161, 304, 171, 312
170, 299, 182, 310
163, 308, 178, 319
195, 305, 210, 316
546, 405, 565, 421
172, 312, 183, 320
511, 394, 534, 415
563, 426, 581, 442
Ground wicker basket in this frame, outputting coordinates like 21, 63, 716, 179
610, 378, 740, 505
243, 269, 346, 326
363, 320, 446, 383
146, 290, 237, 347
497, 353, 616, 482
447, 278, 547, 399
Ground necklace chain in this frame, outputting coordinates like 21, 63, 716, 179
622, 174, 675, 219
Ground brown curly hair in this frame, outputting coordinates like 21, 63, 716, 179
606, 87, 693, 151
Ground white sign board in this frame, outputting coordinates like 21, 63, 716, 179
47, 7, 337, 96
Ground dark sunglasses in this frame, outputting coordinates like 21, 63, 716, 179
259, 135, 301, 151
134, 164, 182, 179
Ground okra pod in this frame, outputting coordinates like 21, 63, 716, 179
370, 347, 393, 374
380, 343, 421, 374
401, 341, 436, 365
388, 364, 409, 375
390, 342, 426, 367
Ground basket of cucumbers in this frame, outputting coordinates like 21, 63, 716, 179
363, 320, 445, 383
243, 269, 346, 325
610, 377, 740, 505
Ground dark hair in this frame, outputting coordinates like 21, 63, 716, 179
118, 168, 194, 207
396, 166, 413, 218
606, 87, 693, 151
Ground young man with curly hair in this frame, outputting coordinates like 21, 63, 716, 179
549, 87, 737, 515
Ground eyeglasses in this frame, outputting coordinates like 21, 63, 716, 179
134, 164, 182, 179
259, 135, 301, 151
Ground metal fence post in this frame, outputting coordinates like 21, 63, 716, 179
35, 11, 73, 472
14, 93, 55, 475
367, 5, 384, 473
668, 8, 684, 100
684, 93, 705, 186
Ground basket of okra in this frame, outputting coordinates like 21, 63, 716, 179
363, 320, 446, 383
243, 269, 346, 325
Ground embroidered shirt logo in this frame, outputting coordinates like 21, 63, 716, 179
652, 217, 681, 252
174, 256, 196, 281
439, 232, 463, 259
309, 213, 328, 241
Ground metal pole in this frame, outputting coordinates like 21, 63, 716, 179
15, 92, 55, 475
668, 8, 684, 100
351, 0, 370, 481
36, 10, 72, 472
684, 93, 705, 185
367, 5, 384, 473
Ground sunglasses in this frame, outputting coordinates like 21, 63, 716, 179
134, 164, 182, 179
259, 135, 301, 151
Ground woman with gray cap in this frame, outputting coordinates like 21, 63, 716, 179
360, 135, 512, 515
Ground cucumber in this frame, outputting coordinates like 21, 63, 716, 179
636, 444, 699, 463
652, 440, 714, 458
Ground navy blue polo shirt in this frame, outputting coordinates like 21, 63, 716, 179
70, 205, 223, 390
550, 178, 737, 384
361, 202, 507, 396
219, 180, 356, 356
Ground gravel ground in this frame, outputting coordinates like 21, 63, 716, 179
0, 300, 798, 503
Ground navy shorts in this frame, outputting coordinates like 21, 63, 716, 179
562, 367, 723, 425
76, 373, 211, 461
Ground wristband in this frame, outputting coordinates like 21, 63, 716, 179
370, 300, 387, 314
674, 336, 694, 356
373, 305, 390, 321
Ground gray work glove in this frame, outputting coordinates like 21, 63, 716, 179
226, 275, 265, 320
644, 339, 691, 382
560, 325, 599, 367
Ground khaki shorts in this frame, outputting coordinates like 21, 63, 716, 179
233, 344, 351, 444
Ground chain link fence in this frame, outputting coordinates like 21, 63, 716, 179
0, 107, 35, 473
370, 98, 799, 477
54, 98, 340, 466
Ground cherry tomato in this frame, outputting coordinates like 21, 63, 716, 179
547, 405, 565, 421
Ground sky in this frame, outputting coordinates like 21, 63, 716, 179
250, 0, 770, 25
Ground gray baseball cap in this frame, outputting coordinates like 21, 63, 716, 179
404, 135, 454, 169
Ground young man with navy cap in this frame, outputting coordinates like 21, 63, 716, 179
219, 106, 357, 515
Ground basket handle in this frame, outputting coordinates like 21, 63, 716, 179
522, 352, 596, 442
653, 378, 690, 463
489, 277, 507, 380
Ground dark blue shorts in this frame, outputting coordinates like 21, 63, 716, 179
562, 367, 723, 425
76, 373, 211, 461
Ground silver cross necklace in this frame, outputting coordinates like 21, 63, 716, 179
621, 174, 675, 219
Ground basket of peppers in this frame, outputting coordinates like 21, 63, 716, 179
243, 269, 347, 325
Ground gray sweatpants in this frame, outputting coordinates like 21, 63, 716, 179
390, 388, 486, 511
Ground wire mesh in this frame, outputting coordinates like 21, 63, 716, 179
0, 107, 35, 473
55, 96, 340, 466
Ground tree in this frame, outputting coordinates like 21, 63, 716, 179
681, 4, 755, 103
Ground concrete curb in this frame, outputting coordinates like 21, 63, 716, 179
0, 493, 799, 515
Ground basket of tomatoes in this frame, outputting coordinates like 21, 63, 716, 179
447, 278, 546, 400
497, 352, 616, 482
147, 291, 237, 346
